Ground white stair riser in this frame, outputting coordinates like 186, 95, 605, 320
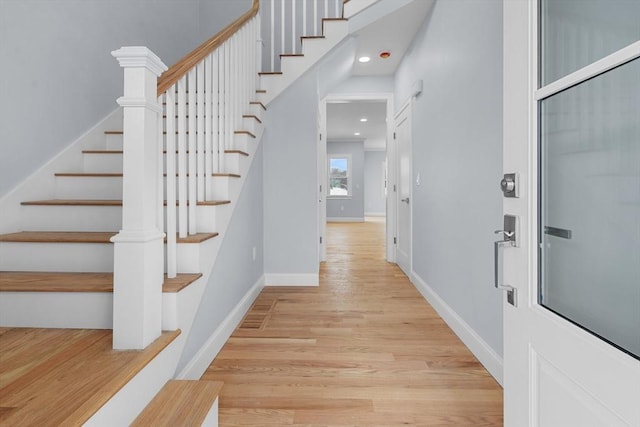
209, 176, 240, 200
56, 176, 123, 199
0, 240, 217, 273
169, 237, 220, 274
0, 242, 114, 272
249, 103, 266, 120
105, 134, 123, 150
21, 206, 122, 232
57, 172, 234, 201
84, 153, 123, 173
21, 204, 228, 233
195, 204, 232, 233
0, 292, 112, 329
224, 153, 250, 175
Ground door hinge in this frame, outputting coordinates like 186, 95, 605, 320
320, 236, 323, 244
319, 185, 322, 192
394, 237, 397, 244
320, 133, 322, 141
393, 132, 396, 140
393, 184, 397, 192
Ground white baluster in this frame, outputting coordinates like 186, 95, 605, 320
165, 86, 177, 279
196, 62, 205, 201
205, 55, 214, 186
303, 0, 307, 37
225, 41, 232, 151
292, 0, 296, 54
281, 0, 285, 59
324, 0, 329, 20
270, 0, 275, 72
314, 0, 318, 36
187, 69, 197, 235
215, 50, 224, 174
335, 0, 340, 18
177, 78, 188, 238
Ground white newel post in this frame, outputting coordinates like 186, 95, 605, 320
111, 47, 168, 350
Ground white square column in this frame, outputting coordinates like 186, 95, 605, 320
111, 47, 168, 350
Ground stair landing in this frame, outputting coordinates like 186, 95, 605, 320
0, 328, 180, 426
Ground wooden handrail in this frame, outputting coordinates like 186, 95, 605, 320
157, 0, 259, 95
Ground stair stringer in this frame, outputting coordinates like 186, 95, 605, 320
260, 19, 349, 105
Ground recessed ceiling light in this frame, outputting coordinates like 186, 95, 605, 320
354, 132, 361, 136
360, 118, 368, 122
358, 56, 371, 63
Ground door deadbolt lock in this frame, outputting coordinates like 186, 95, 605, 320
500, 173, 519, 198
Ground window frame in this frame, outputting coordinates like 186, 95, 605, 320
327, 154, 352, 199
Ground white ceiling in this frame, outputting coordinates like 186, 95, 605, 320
325, 1, 433, 149
351, 0, 435, 76
327, 101, 387, 148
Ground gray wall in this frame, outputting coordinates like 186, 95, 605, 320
394, 0, 504, 356
262, 70, 320, 276
177, 143, 264, 373
327, 140, 365, 220
0, 0, 251, 197
364, 150, 386, 215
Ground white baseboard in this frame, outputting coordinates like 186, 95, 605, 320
326, 217, 365, 223
365, 212, 386, 217
176, 276, 265, 380
264, 273, 319, 287
411, 272, 504, 386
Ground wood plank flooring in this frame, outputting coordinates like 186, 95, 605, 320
0, 329, 180, 426
202, 219, 503, 426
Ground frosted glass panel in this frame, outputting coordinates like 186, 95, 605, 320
541, 0, 640, 85
539, 59, 640, 359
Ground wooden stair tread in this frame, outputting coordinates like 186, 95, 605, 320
258, 71, 283, 76
250, 101, 267, 111
212, 173, 241, 178
82, 150, 123, 154
21, 199, 122, 206
0, 328, 180, 426
0, 231, 218, 244
0, 231, 116, 243
280, 53, 304, 57
132, 380, 223, 426
243, 114, 262, 124
54, 172, 240, 178
20, 199, 231, 207
225, 150, 249, 156
234, 130, 256, 138
0, 272, 202, 293
55, 173, 122, 177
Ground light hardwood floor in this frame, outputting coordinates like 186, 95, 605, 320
203, 219, 503, 426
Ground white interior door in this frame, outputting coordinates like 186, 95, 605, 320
395, 101, 412, 277
503, 1, 640, 426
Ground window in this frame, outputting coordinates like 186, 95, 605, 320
328, 155, 351, 197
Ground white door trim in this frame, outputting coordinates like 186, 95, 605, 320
318, 92, 395, 262
393, 98, 412, 275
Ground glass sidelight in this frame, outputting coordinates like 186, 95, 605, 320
539, 57, 640, 360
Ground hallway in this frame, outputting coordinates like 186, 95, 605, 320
203, 220, 503, 425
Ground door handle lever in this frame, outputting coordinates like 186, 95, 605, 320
494, 239, 517, 306
401, 197, 410, 204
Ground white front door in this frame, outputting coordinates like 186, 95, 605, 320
395, 101, 412, 277
503, 1, 640, 426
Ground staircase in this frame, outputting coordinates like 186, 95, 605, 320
0, 1, 353, 425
